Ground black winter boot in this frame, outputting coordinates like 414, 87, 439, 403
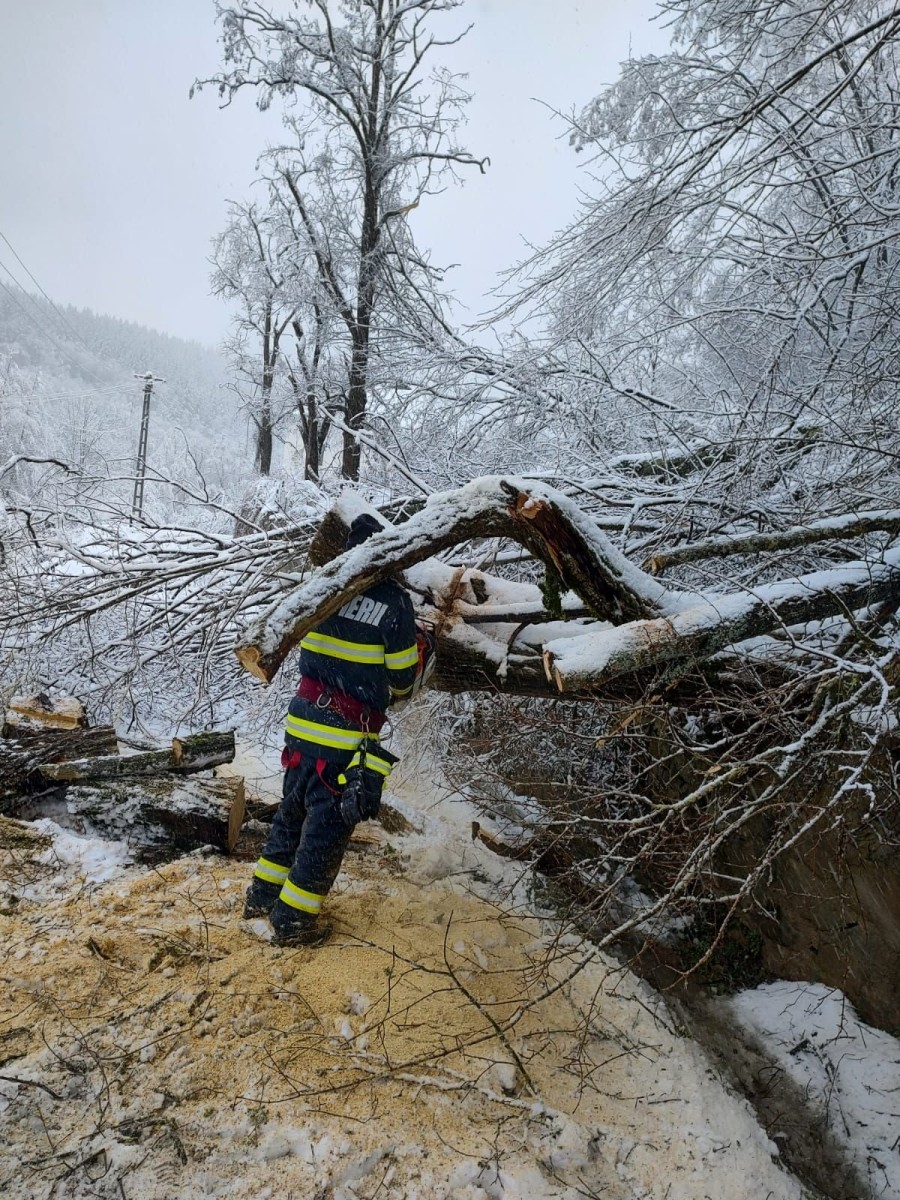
270, 899, 333, 947
243, 879, 282, 918
271, 918, 333, 948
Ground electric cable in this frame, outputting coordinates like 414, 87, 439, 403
0, 228, 103, 361
0, 269, 110, 386
12, 383, 132, 404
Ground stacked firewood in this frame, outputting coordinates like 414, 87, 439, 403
1, 694, 245, 857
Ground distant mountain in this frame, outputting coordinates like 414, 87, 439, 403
0, 287, 250, 519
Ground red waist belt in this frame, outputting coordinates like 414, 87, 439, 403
296, 676, 387, 734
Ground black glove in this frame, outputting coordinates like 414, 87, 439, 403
338, 744, 399, 826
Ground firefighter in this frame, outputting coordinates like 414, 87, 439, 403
244, 513, 420, 946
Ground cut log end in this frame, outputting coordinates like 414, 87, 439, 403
235, 643, 275, 685
227, 778, 247, 852
543, 649, 566, 693
7, 694, 86, 731
171, 731, 236, 770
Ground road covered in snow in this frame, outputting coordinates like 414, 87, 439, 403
0, 744, 889, 1199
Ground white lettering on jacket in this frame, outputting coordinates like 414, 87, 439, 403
338, 596, 388, 627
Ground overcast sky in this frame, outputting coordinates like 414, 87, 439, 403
1, 0, 670, 346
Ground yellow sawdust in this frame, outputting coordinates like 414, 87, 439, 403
0, 842, 639, 1197
0, 827, 807, 1200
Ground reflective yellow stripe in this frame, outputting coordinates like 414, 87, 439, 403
390, 684, 413, 698
254, 857, 289, 885
385, 644, 418, 670
341, 749, 393, 779
366, 756, 392, 777
302, 631, 385, 664
279, 880, 324, 914
285, 714, 378, 750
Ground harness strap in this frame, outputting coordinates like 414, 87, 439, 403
315, 757, 342, 796
281, 746, 346, 798
296, 675, 387, 733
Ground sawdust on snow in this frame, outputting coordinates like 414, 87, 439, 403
0, 824, 804, 1200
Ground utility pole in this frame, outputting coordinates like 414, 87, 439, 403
132, 371, 165, 520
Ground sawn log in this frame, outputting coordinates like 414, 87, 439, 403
37, 731, 236, 784
65, 776, 246, 855
0, 726, 119, 814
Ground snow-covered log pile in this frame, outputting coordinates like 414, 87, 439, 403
1, 701, 245, 856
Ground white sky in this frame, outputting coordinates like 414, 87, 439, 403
1, 0, 670, 346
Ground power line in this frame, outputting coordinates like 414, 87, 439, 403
14, 383, 132, 404
0, 228, 102, 361
0, 269, 109, 386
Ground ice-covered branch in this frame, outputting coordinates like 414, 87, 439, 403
235, 477, 673, 682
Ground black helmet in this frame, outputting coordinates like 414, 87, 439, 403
346, 513, 383, 549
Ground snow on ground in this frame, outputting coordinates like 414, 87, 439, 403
0, 743, 824, 1200
0, 818, 133, 904
727, 981, 900, 1199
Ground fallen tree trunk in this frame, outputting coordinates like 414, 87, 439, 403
5, 694, 86, 730
543, 549, 900, 693
0, 726, 119, 813
237, 478, 900, 699
65, 776, 246, 855
237, 478, 671, 683
37, 731, 235, 784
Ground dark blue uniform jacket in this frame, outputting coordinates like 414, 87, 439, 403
284, 578, 418, 762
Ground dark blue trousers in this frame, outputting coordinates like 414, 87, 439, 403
252, 754, 354, 934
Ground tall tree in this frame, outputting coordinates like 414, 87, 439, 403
202, 0, 485, 480
210, 200, 297, 476
508, 0, 900, 523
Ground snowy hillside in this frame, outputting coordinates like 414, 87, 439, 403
0, 286, 247, 517
2, 742, 881, 1200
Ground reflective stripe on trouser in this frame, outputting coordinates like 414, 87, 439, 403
260, 754, 354, 937
253, 857, 290, 886
278, 880, 324, 914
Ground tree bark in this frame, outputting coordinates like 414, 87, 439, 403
644, 508, 900, 574
65, 775, 246, 856
0, 726, 118, 813
38, 732, 235, 784
544, 549, 900, 693
256, 302, 275, 476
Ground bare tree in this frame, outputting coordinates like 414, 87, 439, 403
199, 0, 486, 480
210, 200, 297, 476
504, 0, 900, 522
